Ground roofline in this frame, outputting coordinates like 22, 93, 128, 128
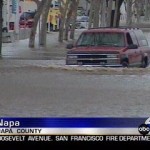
88, 26, 140, 30
82, 27, 141, 33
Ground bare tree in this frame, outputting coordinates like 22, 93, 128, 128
64, 0, 79, 41
29, 0, 46, 48
114, 0, 124, 27
93, 0, 101, 28
39, 0, 52, 46
64, 0, 74, 41
88, 0, 94, 28
58, 0, 70, 42
126, 0, 133, 26
134, 0, 143, 23
106, 0, 113, 27
113, 0, 119, 27
70, 0, 79, 40
100, 0, 107, 27
144, 0, 150, 21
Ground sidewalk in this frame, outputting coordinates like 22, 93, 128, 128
2, 32, 72, 60
2, 29, 83, 60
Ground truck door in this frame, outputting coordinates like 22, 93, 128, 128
134, 30, 150, 61
126, 32, 142, 66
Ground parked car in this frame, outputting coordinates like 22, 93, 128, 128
69, 16, 89, 29
76, 16, 89, 29
19, 11, 35, 28
66, 27, 150, 68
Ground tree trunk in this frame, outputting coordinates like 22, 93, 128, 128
93, 0, 101, 28
64, 1, 74, 41
144, 0, 150, 21
135, 0, 142, 23
0, 0, 3, 55
88, 0, 94, 28
70, 0, 79, 40
29, 0, 46, 48
126, 0, 132, 26
58, 0, 70, 42
106, 0, 113, 27
110, 0, 123, 27
100, 0, 107, 27
39, 0, 52, 46
113, 0, 119, 27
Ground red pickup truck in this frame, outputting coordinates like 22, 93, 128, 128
66, 27, 150, 67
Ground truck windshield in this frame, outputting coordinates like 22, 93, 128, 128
76, 32, 125, 47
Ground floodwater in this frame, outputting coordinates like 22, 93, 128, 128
0, 60, 150, 117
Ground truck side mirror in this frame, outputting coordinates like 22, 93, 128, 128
66, 43, 74, 49
127, 44, 138, 49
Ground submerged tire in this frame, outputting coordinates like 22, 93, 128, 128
122, 61, 129, 68
141, 57, 149, 68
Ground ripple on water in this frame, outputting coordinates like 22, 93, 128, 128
1, 59, 150, 76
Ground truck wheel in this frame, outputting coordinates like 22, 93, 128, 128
122, 61, 129, 68
141, 57, 148, 68
122, 58, 129, 68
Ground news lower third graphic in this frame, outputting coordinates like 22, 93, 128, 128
0, 118, 149, 142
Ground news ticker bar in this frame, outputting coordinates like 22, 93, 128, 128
0, 135, 149, 142
0, 118, 148, 127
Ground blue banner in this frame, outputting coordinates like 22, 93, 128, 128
0, 118, 147, 128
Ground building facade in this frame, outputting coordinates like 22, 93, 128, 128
2, 0, 37, 31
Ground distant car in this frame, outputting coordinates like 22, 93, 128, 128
76, 16, 89, 22
66, 27, 150, 68
76, 16, 89, 29
76, 21, 88, 29
19, 11, 36, 28
69, 16, 89, 29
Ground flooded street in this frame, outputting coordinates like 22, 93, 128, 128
0, 63, 150, 117
0, 29, 150, 117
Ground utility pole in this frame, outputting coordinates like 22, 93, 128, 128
12, 0, 19, 40
15, 0, 19, 40
0, 0, 3, 55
